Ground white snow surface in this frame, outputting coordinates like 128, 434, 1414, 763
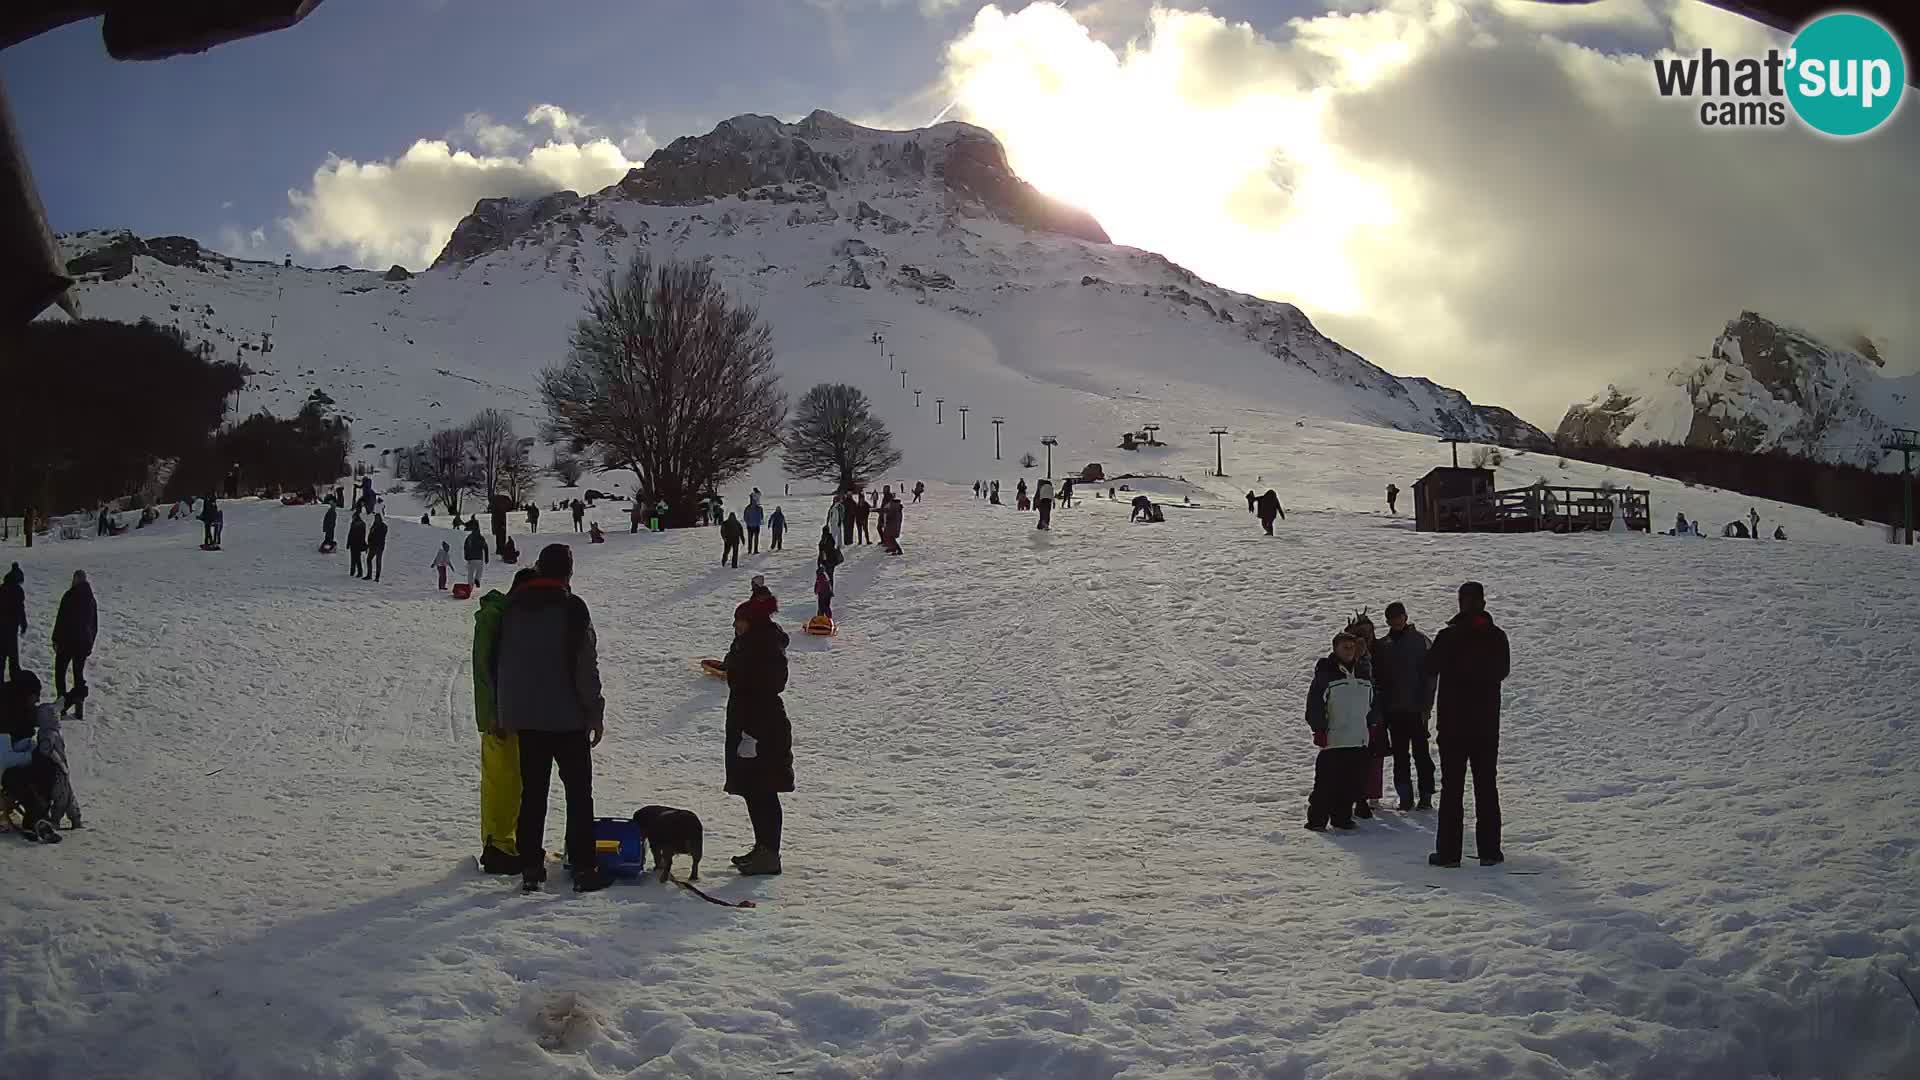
3, 425, 1918, 1078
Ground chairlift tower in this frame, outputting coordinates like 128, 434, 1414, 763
1887, 428, 1920, 545
1209, 427, 1229, 477
936, 398, 944, 424
991, 417, 1005, 460
1041, 435, 1059, 478
958, 406, 969, 440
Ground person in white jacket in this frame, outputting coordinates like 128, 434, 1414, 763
1, 672, 70, 842
430, 541, 454, 591
1303, 632, 1382, 831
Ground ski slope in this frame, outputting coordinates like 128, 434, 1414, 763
2, 443, 1917, 1077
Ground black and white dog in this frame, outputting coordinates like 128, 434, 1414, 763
631, 805, 703, 882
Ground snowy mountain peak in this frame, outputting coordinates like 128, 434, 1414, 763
431, 110, 1107, 270
1557, 311, 1914, 469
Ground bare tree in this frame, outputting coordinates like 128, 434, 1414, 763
498, 441, 536, 506
1018, 451, 1038, 469
540, 254, 786, 526
550, 451, 585, 487
782, 383, 903, 492
468, 408, 516, 499
413, 426, 479, 515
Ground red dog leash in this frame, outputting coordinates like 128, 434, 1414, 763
675, 877, 757, 908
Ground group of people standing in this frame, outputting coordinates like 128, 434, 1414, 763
824, 486, 906, 555
468, 543, 796, 889
1303, 581, 1511, 869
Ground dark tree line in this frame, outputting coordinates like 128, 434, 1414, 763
173, 396, 351, 500
1, 317, 244, 518
1554, 440, 1912, 531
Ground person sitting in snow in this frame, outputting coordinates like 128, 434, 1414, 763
1, 672, 76, 842
1129, 494, 1154, 522
1773, 525, 1787, 540
588, 522, 606, 544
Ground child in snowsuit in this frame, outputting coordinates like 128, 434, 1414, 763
1, 672, 75, 842
817, 527, 843, 583
1304, 631, 1382, 831
431, 541, 453, 590
814, 561, 834, 619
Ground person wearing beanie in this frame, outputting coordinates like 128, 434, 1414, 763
724, 590, 793, 876
1304, 630, 1379, 831
721, 513, 744, 568
486, 542, 610, 892
1424, 581, 1511, 868
768, 506, 786, 551
1343, 611, 1387, 820
817, 526, 843, 583
1, 563, 25, 680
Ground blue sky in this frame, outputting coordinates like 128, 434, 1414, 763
2, 0, 1277, 249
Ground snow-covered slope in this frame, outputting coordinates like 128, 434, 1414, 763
1558, 312, 1918, 470
2, 451, 1916, 1078
53, 111, 1546, 478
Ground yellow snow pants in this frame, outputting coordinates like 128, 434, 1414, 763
480, 731, 520, 855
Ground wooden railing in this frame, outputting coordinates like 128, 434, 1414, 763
1433, 485, 1651, 533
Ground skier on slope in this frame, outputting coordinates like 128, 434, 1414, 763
768, 506, 786, 551
1303, 629, 1381, 832
1033, 477, 1054, 530
366, 513, 389, 582
1256, 489, 1285, 535
744, 499, 765, 554
1424, 581, 1510, 868
347, 510, 369, 578
1375, 601, 1437, 812
464, 518, 490, 587
721, 513, 745, 568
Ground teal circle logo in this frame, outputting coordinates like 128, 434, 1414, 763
1786, 13, 1906, 136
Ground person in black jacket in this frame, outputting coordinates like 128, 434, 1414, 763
366, 514, 389, 582
463, 519, 490, 587
720, 513, 744, 568
1256, 489, 1285, 535
347, 510, 369, 578
52, 570, 97, 720
724, 590, 792, 876
1424, 581, 1511, 868
322, 502, 338, 552
1, 563, 25, 680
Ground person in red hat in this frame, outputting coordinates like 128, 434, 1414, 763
723, 587, 792, 876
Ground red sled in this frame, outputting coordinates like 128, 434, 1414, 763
451, 583, 474, 600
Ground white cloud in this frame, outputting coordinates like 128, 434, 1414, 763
220, 200, 235, 210
525, 103, 581, 136
936, 0, 1919, 426
281, 106, 644, 270
215, 224, 271, 256
460, 112, 524, 154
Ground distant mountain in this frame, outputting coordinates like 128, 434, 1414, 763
1558, 312, 1916, 471
53, 110, 1546, 462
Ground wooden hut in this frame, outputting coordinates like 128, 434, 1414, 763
1413, 467, 1496, 532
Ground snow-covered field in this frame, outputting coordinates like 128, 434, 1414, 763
3, 440, 1917, 1078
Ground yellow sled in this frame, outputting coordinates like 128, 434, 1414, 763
804, 615, 836, 636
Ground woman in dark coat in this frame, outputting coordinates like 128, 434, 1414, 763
723, 592, 792, 876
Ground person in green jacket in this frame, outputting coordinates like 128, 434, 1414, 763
473, 568, 534, 873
